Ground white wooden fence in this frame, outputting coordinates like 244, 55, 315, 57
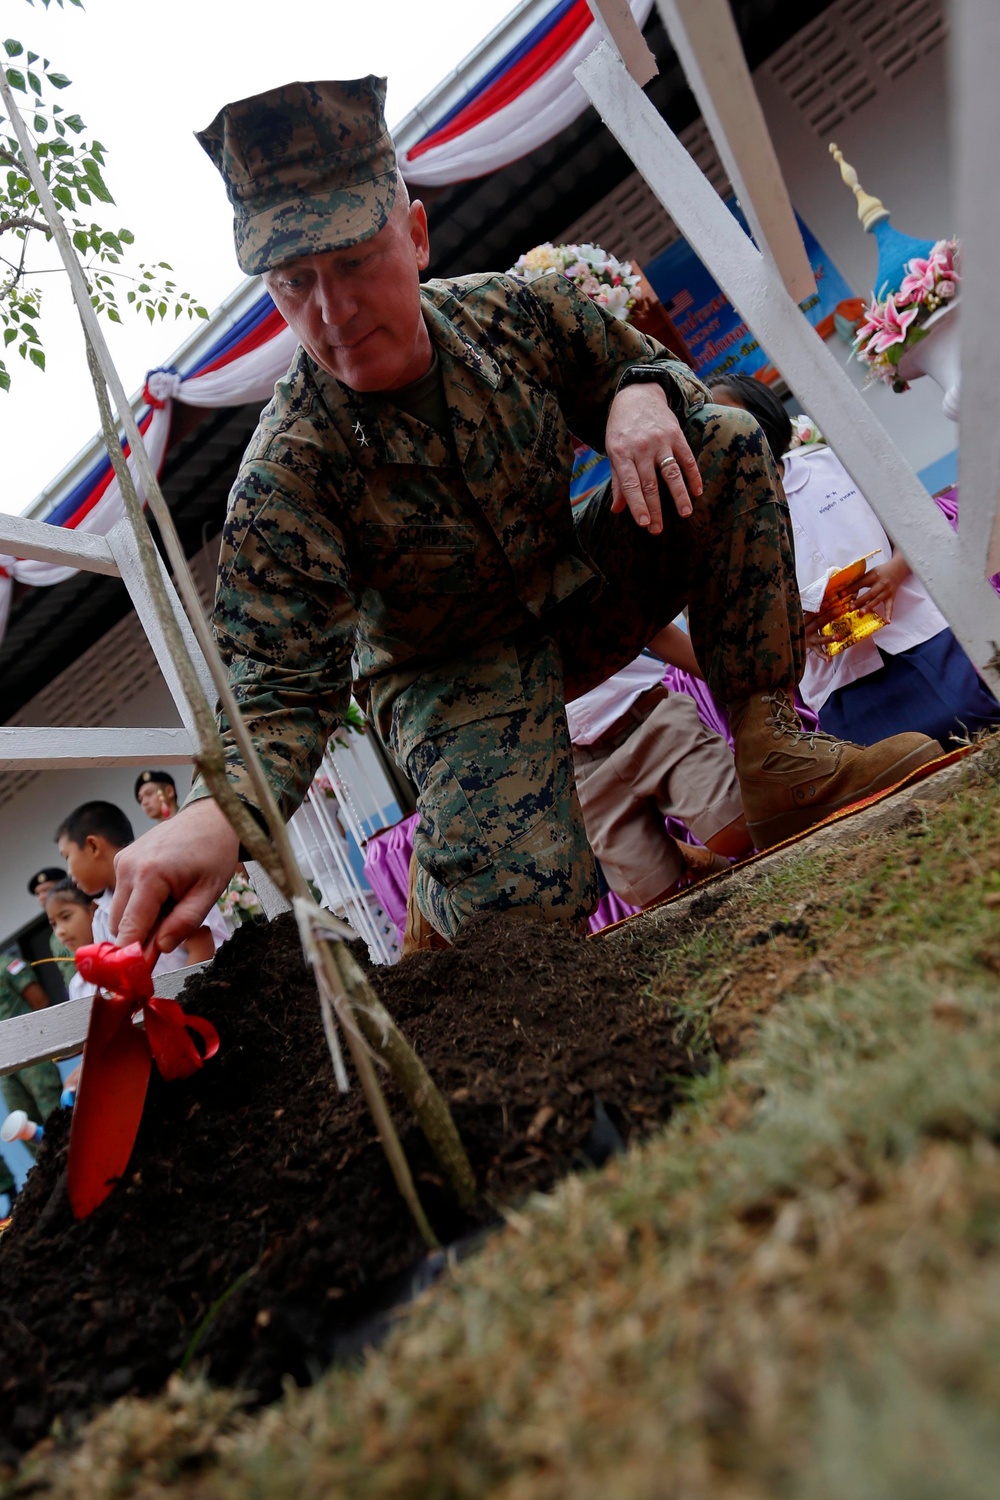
288, 732, 402, 967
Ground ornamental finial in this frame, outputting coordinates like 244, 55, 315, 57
829, 143, 889, 232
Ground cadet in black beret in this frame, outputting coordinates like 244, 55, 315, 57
27, 867, 67, 900
134, 770, 178, 823
26, 866, 75, 986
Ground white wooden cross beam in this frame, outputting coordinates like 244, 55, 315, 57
585, 0, 659, 86
0, 961, 211, 1078
573, 39, 1000, 687
0, 514, 213, 769
0, 726, 195, 768
0, 511, 119, 575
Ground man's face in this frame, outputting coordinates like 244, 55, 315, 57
137, 781, 177, 821
262, 197, 433, 392
34, 880, 58, 908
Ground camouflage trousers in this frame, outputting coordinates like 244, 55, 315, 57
408, 401, 803, 940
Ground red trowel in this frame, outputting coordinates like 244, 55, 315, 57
67, 942, 219, 1219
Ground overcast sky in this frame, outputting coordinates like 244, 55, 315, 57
2, 0, 516, 516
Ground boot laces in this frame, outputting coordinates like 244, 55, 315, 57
761, 690, 854, 755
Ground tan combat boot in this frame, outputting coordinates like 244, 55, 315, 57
730, 688, 941, 849
401, 848, 450, 957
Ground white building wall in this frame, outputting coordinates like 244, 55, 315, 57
0, 630, 188, 947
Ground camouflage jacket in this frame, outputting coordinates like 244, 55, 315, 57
199, 271, 708, 820
0, 956, 35, 1023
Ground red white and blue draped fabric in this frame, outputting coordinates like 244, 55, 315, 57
0, 294, 297, 641
399, 0, 655, 187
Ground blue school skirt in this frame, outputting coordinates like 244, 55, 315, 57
818, 628, 1000, 747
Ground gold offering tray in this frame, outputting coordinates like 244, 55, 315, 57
818, 551, 888, 657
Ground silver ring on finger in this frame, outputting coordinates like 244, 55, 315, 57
660, 458, 681, 476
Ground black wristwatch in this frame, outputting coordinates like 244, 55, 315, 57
614, 362, 680, 412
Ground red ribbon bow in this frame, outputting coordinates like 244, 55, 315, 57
67, 943, 219, 1218
75, 942, 219, 1081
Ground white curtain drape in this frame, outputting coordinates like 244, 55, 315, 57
0, 323, 298, 639
399, 0, 654, 187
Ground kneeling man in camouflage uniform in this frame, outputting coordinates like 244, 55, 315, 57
112, 77, 939, 951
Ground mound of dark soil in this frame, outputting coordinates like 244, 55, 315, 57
0, 912, 700, 1458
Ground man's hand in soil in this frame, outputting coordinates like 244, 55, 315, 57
605, 382, 702, 536
111, 799, 239, 954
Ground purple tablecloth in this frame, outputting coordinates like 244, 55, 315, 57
364, 813, 420, 947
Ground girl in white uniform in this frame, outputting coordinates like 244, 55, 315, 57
709, 374, 1000, 747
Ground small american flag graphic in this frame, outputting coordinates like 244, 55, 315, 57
667, 288, 693, 316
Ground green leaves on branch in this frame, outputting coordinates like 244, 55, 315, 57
4, 46, 73, 104
95, 261, 206, 327
1, 26, 208, 392
0, 277, 44, 390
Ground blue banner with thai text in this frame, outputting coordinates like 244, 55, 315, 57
643, 198, 854, 385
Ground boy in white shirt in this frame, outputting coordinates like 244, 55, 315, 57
54, 801, 229, 974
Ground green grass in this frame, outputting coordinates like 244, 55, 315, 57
8, 747, 1000, 1500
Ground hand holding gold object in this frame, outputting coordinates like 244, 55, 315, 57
817, 551, 889, 657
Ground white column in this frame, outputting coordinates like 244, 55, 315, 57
655, 0, 815, 302
585, 0, 658, 85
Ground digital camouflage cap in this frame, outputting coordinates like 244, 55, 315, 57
195, 77, 398, 276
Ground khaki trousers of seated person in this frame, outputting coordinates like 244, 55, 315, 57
572, 687, 744, 908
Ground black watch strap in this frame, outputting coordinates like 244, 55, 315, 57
614, 363, 679, 409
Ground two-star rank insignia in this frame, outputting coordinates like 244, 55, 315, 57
352, 420, 369, 447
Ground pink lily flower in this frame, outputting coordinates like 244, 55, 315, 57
899, 260, 937, 302
929, 239, 960, 279
870, 292, 919, 353
899, 241, 961, 303
855, 301, 888, 349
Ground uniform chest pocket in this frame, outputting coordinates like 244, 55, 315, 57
358, 521, 480, 596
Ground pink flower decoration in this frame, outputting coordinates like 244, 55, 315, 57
870, 292, 919, 353
855, 302, 888, 349
899, 241, 961, 304
930, 240, 959, 279
899, 262, 936, 302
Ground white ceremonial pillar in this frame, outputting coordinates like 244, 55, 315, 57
585, 0, 659, 85
655, 0, 815, 303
